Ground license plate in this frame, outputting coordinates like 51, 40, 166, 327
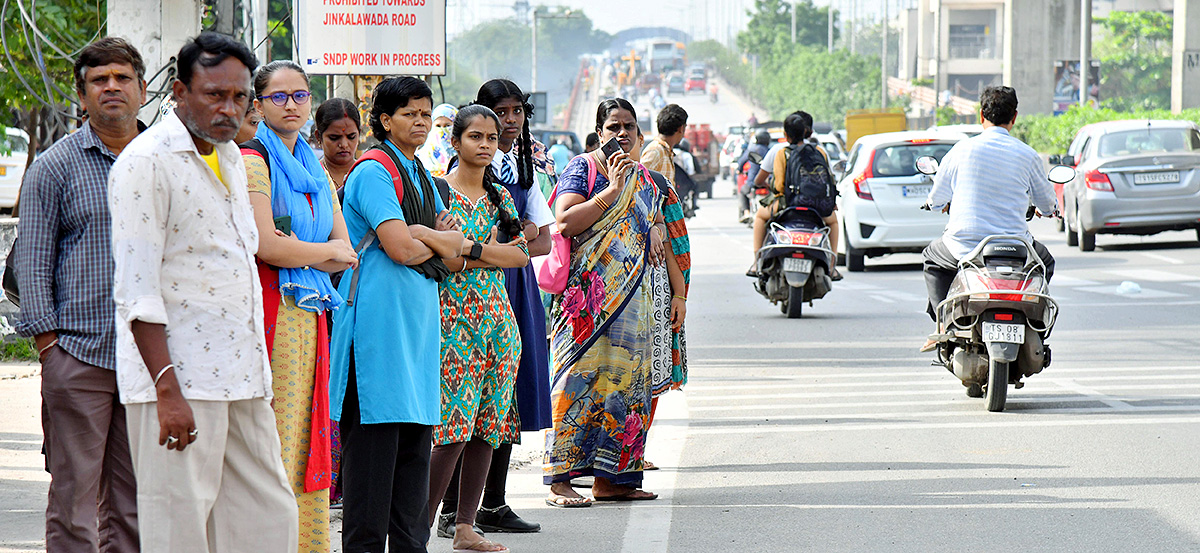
902, 184, 932, 198
782, 257, 813, 273
982, 322, 1025, 344
1133, 171, 1180, 185
0, 166, 6, 176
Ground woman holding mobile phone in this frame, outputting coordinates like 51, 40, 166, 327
542, 98, 668, 507
241, 60, 358, 552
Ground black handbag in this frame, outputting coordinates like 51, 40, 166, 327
3, 237, 19, 307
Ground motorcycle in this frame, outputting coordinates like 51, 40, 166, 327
916, 156, 1075, 411
750, 206, 835, 318
709, 90, 719, 104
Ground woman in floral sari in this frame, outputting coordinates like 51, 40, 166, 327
544, 98, 668, 505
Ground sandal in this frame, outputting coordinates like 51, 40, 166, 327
643, 460, 660, 471
830, 268, 844, 281
594, 489, 659, 502
545, 493, 593, 508
453, 538, 509, 553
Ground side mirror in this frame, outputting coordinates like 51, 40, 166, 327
915, 156, 939, 175
832, 160, 847, 173
1048, 154, 1061, 165
1060, 155, 1076, 167
1047, 165, 1077, 184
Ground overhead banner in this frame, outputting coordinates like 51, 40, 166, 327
295, 0, 446, 76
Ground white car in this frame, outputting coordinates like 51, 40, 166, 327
1, 128, 31, 210
834, 131, 967, 271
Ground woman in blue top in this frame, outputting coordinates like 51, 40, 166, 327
329, 76, 466, 553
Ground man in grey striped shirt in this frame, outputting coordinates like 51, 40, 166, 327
15, 37, 146, 551
921, 86, 1059, 351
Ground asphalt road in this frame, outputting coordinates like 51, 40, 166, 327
6, 88, 1200, 551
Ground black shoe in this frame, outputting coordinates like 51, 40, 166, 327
436, 511, 485, 539
475, 504, 541, 533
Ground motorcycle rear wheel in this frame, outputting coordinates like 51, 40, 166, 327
785, 286, 804, 319
986, 358, 1008, 412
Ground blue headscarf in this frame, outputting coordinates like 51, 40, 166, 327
254, 121, 343, 312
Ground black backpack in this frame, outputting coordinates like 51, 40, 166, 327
782, 143, 835, 207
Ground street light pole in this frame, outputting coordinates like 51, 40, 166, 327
828, 0, 834, 52
881, 0, 889, 108
531, 9, 538, 93
1079, 0, 1092, 107
792, 1, 797, 43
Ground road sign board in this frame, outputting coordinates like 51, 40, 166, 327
294, 0, 446, 76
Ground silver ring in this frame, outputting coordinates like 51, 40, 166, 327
188, 429, 199, 437
166, 435, 179, 444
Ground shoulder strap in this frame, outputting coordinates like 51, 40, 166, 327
433, 177, 451, 208
343, 146, 408, 307
239, 138, 270, 173
646, 168, 670, 196
582, 153, 599, 196
349, 147, 404, 204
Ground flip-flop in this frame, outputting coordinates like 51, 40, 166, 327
453, 539, 509, 553
594, 489, 659, 502
643, 460, 660, 471
545, 494, 593, 508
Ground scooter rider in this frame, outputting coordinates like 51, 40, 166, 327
920, 86, 1059, 352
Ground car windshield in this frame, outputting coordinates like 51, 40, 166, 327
872, 143, 955, 177
1, 133, 29, 155
1097, 128, 1200, 157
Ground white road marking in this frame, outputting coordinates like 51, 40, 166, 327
699, 404, 1200, 422
869, 294, 897, 303
1139, 251, 1186, 265
1048, 379, 1134, 411
688, 364, 1200, 379
1051, 274, 1102, 287
687, 394, 1200, 412
685, 372, 1200, 392
620, 392, 689, 553
685, 414, 1200, 435
1106, 268, 1199, 282
1073, 284, 1185, 298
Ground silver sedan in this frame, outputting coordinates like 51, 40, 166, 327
1057, 119, 1200, 251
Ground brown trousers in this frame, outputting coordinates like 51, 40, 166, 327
40, 346, 139, 552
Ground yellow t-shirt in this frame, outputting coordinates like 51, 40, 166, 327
200, 149, 229, 192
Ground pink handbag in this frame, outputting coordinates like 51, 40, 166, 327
537, 155, 599, 294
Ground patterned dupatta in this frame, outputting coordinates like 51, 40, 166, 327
550, 158, 662, 373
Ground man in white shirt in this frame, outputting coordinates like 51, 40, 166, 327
108, 32, 298, 551
921, 86, 1059, 351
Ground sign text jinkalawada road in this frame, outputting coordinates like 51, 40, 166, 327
295, 0, 446, 76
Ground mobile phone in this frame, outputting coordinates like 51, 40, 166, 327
600, 137, 622, 160
273, 215, 292, 236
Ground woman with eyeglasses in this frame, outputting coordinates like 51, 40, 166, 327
241, 60, 359, 553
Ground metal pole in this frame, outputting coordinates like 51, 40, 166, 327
881, 0, 889, 108
531, 10, 538, 93
792, 1, 797, 43
1079, 0, 1092, 107
850, 0, 857, 54
828, 0, 834, 52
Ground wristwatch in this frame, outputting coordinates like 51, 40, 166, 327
465, 242, 484, 260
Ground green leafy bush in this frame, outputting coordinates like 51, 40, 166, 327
1013, 105, 1200, 154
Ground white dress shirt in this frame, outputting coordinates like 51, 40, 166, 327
108, 111, 272, 404
926, 127, 1059, 259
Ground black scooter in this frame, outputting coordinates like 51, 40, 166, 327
750, 207, 835, 318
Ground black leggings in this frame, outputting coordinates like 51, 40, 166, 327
440, 442, 513, 514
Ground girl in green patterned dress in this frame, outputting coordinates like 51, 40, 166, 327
426, 105, 529, 553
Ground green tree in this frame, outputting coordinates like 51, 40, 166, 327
0, 0, 103, 158
737, 0, 838, 55
1094, 11, 1173, 111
